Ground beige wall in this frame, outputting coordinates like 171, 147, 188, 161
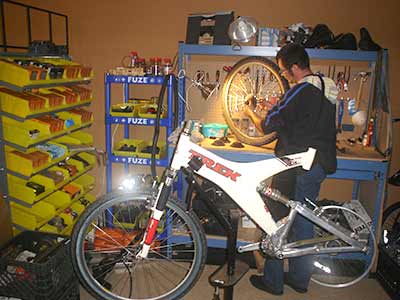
5, 0, 400, 206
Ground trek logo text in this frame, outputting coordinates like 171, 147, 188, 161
189, 150, 241, 182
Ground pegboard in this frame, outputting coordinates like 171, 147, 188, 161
180, 54, 375, 144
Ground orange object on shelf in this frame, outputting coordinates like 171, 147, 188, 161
93, 228, 140, 250
62, 183, 81, 198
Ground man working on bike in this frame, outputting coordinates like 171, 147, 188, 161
244, 43, 338, 295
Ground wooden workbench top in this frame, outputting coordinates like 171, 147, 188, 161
199, 136, 387, 162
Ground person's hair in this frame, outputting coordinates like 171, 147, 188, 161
276, 43, 310, 70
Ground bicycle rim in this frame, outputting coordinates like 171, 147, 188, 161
71, 192, 207, 300
221, 56, 289, 146
311, 205, 377, 288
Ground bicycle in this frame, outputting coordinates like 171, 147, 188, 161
71, 121, 377, 300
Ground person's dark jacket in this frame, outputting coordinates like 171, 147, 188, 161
262, 81, 337, 174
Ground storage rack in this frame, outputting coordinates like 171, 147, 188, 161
104, 74, 180, 192
0, 58, 96, 235
177, 43, 391, 266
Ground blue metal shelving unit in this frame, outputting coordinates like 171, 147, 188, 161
104, 74, 178, 192
177, 42, 391, 267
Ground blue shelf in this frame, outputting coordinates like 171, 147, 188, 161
105, 74, 165, 85
107, 116, 169, 126
111, 154, 168, 167
105, 74, 180, 191
178, 43, 378, 62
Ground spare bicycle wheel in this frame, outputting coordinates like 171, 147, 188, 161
221, 56, 289, 146
311, 205, 377, 288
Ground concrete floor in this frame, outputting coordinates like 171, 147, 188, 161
80, 264, 389, 300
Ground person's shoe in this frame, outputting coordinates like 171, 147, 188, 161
284, 274, 308, 294
249, 275, 283, 295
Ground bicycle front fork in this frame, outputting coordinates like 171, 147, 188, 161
137, 168, 176, 258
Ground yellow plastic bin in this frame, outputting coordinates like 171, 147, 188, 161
113, 139, 144, 156
10, 201, 56, 230
137, 141, 166, 159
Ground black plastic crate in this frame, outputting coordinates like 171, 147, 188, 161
377, 244, 400, 300
0, 231, 74, 300
51, 279, 80, 300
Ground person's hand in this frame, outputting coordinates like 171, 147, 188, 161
243, 93, 256, 116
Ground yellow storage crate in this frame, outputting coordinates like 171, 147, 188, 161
136, 141, 166, 159
5, 146, 49, 177
138, 104, 166, 118
0, 88, 47, 118
48, 165, 70, 181
35, 88, 66, 106
39, 215, 68, 234
5, 142, 68, 177
56, 111, 82, 127
0, 59, 42, 87
56, 110, 93, 127
68, 131, 93, 145
77, 193, 96, 208
7, 173, 57, 205
10, 201, 56, 230
66, 157, 85, 172
113, 139, 145, 156
59, 207, 80, 225
110, 103, 139, 117
53, 135, 83, 146
70, 201, 86, 214
72, 174, 95, 194
0, 57, 93, 87
42, 190, 72, 210
76, 152, 97, 166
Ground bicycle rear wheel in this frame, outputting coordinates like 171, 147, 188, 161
71, 191, 207, 300
221, 56, 289, 146
311, 205, 377, 288
381, 202, 400, 245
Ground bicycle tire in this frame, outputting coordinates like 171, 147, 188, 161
311, 205, 377, 288
221, 56, 289, 146
71, 191, 207, 300
381, 201, 400, 245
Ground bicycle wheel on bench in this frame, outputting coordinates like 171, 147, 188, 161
311, 205, 377, 288
221, 56, 289, 146
71, 191, 207, 300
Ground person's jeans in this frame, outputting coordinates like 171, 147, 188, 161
262, 164, 326, 291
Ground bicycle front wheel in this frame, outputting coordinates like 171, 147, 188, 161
71, 191, 207, 300
311, 205, 377, 288
221, 56, 289, 146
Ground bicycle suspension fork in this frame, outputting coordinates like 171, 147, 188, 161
137, 168, 177, 258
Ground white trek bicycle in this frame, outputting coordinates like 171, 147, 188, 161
71, 121, 376, 300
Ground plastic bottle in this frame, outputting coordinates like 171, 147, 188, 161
163, 58, 172, 75
136, 58, 146, 75
130, 51, 138, 68
154, 57, 162, 76
146, 58, 155, 75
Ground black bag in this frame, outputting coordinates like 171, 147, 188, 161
358, 27, 382, 51
326, 33, 357, 50
303, 24, 334, 48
